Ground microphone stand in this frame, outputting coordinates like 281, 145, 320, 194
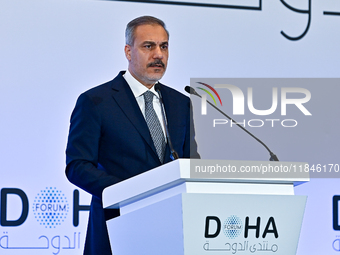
155, 84, 179, 161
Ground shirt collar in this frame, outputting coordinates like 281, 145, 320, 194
123, 70, 159, 98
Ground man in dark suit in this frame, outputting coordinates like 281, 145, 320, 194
65, 16, 199, 255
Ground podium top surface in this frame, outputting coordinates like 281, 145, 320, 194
102, 159, 309, 209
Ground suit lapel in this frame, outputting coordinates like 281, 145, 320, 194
109, 72, 159, 162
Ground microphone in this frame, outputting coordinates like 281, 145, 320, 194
155, 83, 179, 161
185, 86, 279, 161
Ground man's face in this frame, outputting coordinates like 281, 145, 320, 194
125, 24, 169, 88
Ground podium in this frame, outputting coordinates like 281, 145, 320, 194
103, 159, 309, 255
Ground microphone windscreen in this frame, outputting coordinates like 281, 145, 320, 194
185, 86, 194, 94
155, 83, 161, 92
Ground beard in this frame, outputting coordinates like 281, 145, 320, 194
129, 59, 167, 86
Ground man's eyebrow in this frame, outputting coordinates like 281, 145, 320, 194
142, 41, 156, 45
142, 41, 168, 45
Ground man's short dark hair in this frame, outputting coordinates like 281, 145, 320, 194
125, 16, 169, 46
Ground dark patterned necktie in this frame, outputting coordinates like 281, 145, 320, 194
143, 90, 166, 163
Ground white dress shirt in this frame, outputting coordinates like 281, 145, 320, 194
123, 70, 166, 138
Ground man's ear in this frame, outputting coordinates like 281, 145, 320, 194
124, 44, 131, 61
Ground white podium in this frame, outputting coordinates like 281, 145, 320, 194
103, 159, 309, 255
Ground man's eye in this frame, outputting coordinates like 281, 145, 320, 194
161, 45, 168, 50
144, 45, 151, 49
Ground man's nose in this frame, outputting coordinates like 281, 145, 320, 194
153, 46, 163, 59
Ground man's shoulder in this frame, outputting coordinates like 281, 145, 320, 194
82, 80, 112, 97
160, 83, 189, 102
80, 72, 125, 98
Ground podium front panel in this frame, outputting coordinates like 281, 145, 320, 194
107, 193, 306, 255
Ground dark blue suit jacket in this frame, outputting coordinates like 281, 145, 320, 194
65, 71, 199, 254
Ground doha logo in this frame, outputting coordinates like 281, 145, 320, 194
223, 215, 243, 239
32, 187, 69, 228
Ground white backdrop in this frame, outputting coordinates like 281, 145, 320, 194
1, 0, 340, 254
